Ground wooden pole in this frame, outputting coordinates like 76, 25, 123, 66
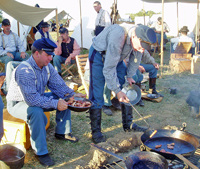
195, 0, 199, 55
160, 0, 164, 66
143, 2, 145, 25
56, 9, 59, 40
177, 2, 179, 37
17, 21, 20, 37
79, 0, 83, 48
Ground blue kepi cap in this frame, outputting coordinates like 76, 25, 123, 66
33, 38, 57, 55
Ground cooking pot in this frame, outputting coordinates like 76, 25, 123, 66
91, 143, 168, 169
0, 143, 26, 169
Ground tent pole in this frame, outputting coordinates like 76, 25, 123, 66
56, 9, 59, 40
79, 0, 83, 48
195, 0, 199, 55
17, 21, 20, 37
143, 2, 145, 25
177, 2, 179, 37
160, 0, 164, 67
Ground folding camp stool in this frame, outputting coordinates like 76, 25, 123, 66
61, 63, 76, 79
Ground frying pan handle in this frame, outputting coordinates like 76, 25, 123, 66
180, 122, 187, 131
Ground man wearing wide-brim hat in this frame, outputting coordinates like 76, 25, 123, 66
35, 22, 54, 42
88, 23, 157, 144
171, 26, 195, 51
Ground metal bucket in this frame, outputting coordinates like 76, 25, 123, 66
0, 143, 26, 169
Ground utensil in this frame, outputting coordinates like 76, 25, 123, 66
66, 97, 93, 112
0, 143, 26, 169
146, 93, 159, 99
141, 129, 199, 169
121, 83, 141, 106
91, 143, 168, 169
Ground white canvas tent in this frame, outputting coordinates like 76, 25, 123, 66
141, 0, 200, 65
71, 0, 113, 49
0, 0, 55, 48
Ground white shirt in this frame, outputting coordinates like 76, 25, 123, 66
150, 21, 170, 32
170, 35, 195, 50
95, 8, 111, 27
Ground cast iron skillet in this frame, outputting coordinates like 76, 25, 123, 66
65, 97, 93, 112
91, 143, 168, 169
141, 129, 199, 168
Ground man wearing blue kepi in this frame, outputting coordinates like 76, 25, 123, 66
88, 23, 157, 144
6, 38, 85, 167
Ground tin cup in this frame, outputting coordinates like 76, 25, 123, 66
169, 87, 177, 94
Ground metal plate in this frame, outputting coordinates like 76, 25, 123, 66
147, 94, 159, 99
66, 97, 93, 112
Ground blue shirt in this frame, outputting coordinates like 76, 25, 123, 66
7, 56, 74, 109
0, 30, 26, 56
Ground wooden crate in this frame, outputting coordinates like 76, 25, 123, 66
1, 109, 50, 150
170, 53, 192, 60
191, 55, 200, 74
170, 58, 191, 73
174, 42, 192, 54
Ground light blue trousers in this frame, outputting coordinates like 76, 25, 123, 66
0, 52, 29, 72
7, 92, 71, 155
53, 55, 75, 73
0, 96, 4, 142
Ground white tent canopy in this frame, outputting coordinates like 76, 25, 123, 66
0, 0, 55, 27
141, 0, 199, 3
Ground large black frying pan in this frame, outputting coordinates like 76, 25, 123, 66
91, 143, 168, 169
141, 129, 199, 169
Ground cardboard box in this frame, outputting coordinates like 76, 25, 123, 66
1, 109, 50, 149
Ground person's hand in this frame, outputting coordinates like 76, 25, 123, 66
153, 63, 159, 70
74, 93, 86, 98
57, 36, 63, 45
57, 99, 68, 111
65, 56, 71, 65
7, 52, 14, 59
126, 77, 135, 86
20, 52, 26, 59
117, 91, 130, 103
138, 65, 145, 73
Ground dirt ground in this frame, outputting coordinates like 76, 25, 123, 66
3, 42, 200, 168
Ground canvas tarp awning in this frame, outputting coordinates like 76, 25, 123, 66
0, 0, 55, 27
141, 0, 199, 3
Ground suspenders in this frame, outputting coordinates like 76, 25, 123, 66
0, 32, 17, 50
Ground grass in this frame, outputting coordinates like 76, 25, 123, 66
3, 37, 200, 168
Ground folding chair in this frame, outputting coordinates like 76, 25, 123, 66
0, 62, 5, 73
75, 54, 89, 97
61, 63, 76, 79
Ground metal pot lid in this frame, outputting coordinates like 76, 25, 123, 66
121, 83, 141, 106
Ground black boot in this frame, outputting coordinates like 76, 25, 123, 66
149, 78, 164, 97
90, 109, 106, 144
121, 104, 148, 132
135, 83, 144, 107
